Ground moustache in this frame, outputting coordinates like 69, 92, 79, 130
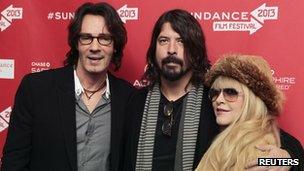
162, 55, 183, 66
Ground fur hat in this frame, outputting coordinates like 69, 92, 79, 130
205, 54, 284, 115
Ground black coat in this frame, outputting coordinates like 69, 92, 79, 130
123, 87, 220, 170
1, 66, 135, 171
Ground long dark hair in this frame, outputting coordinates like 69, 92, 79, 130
143, 9, 210, 87
64, 2, 127, 71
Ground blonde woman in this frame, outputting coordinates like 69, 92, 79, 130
196, 54, 304, 171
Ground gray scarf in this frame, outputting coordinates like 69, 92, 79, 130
135, 83, 204, 170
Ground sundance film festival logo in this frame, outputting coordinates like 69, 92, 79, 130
0, 107, 11, 132
0, 59, 14, 79
31, 61, 51, 73
46, 4, 138, 23
192, 3, 278, 34
0, 5, 23, 31
117, 4, 138, 23
47, 11, 74, 20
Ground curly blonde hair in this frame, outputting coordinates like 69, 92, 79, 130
196, 77, 281, 171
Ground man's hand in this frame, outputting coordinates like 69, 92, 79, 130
245, 145, 291, 171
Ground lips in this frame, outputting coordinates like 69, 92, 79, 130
216, 108, 230, 112
87, 56, 104, 60
215, 108, 231, 116
165, 62, 179, 68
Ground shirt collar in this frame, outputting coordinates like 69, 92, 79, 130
74, 70, 110, 99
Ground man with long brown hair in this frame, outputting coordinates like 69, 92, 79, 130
123, 9, 219, 170
1, 2, 134, 171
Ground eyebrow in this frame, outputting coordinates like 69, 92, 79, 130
79, 33, 112, 36
157, 36, 182, 40
157, 36, 169, 39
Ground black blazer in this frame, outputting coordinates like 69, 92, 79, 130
1, 66, 135, 171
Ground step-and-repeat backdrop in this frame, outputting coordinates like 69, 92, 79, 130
1, 0, 303, 157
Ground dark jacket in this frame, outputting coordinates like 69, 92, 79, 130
123, 87, 220, 170
280, 129, 304, 171
1, 66, 135, 171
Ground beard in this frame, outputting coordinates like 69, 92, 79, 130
159, 55, 189, 81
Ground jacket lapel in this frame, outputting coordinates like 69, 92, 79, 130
56, 66, 77, 171
108, 73, 121, 146
108, 73, 125, 171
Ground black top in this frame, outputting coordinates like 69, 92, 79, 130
152, 93, 187, 171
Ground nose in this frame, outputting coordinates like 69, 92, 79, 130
214, 91, 225, 104
89, 38, 101, 52
167, 41, 177, 55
